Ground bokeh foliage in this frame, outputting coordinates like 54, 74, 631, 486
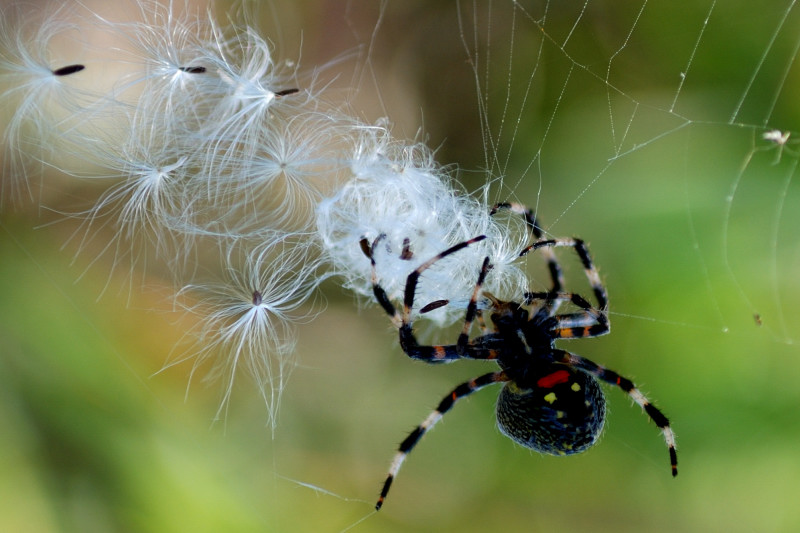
3, 1, 800, 531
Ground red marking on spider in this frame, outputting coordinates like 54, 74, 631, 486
537, 370, 570, 389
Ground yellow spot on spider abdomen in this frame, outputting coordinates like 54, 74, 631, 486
571, 382, 581, 392
544, 392, 557, 404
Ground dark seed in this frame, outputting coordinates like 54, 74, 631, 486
179, 66, 206, 74
52, 64, 85, 76
274, 88, 299, 97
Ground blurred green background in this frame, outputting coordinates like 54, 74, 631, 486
3, 1, 800, 532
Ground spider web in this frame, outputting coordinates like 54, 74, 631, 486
2, 0, 800, 532
307, 0, 800, 530
445, 0, 800, 341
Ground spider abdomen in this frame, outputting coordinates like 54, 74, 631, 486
496, 366, 606, 455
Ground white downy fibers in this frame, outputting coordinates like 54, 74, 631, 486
1, 0, 536, 426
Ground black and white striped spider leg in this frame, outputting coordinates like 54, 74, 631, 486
361, 203, 677, 511
375, 371, 507, 510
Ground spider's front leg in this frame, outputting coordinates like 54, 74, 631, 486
491, 202, 608, 313
360, 234, 492, 362
491, 202, 565, 294
523, 237, 608, 313
525, 290, 610, 339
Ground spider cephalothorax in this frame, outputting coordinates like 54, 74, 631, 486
362, 202, 677, 511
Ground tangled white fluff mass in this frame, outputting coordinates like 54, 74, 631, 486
1, 1, 535, 427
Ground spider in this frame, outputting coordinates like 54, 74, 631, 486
360, 202, 677, 511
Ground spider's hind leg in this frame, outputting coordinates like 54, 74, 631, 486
375, 370, 507, 510
557, 349, 678, 477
